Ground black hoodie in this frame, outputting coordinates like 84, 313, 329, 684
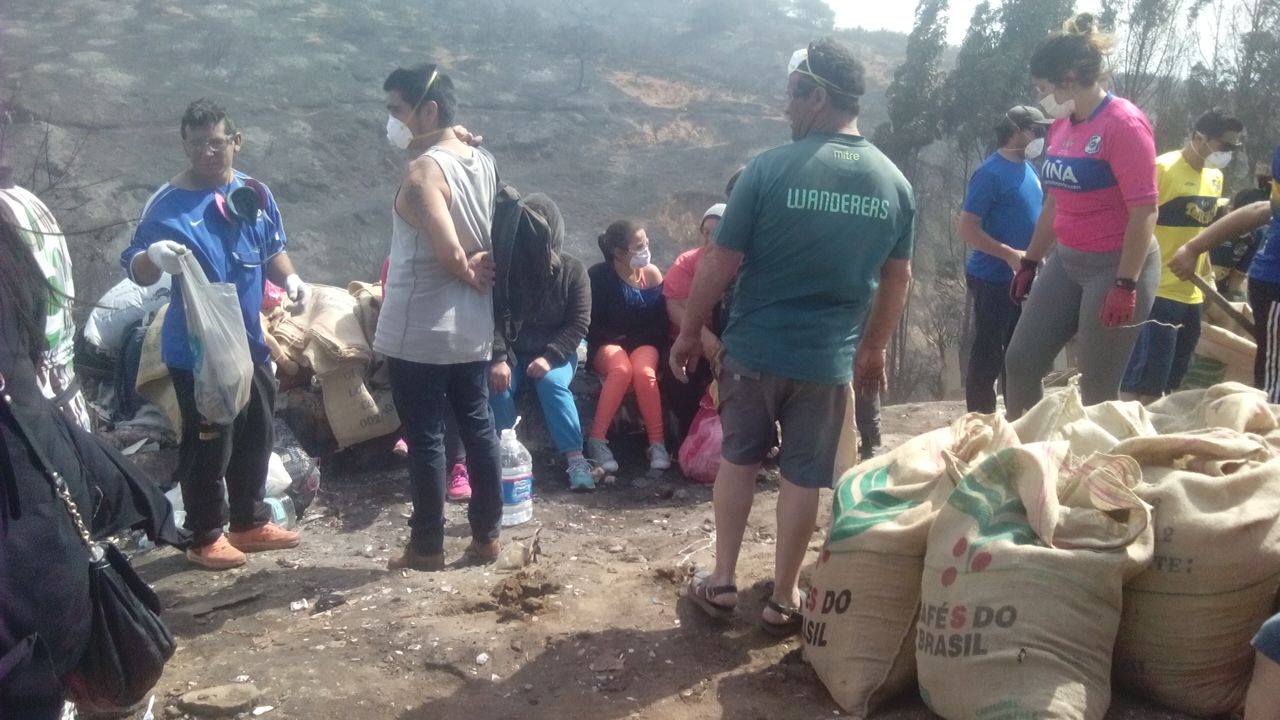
491, 194, 591, 367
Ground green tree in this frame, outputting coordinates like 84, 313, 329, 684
876, 0, 949, 176
788, 0, 836, 30
942, 1, 1004, 166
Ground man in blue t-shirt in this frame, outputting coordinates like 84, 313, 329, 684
1169, 144, 1280, 402
957, 105, 1049, 413
121, 99, 311, 570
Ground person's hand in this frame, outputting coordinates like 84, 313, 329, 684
1009, 258, 1039, 304
452, 125, 484, 147
1167, 245, 1199, 282
1100, 285, 1137, 328
284, 273, 311, 312
466, 251, 496, 291
1004, 248, 1026, 275
669, 331, 702, 383
854, 346, 888, 399
701, 333, 724, 374
146, 240, 187, 276
526, 356, 552, 379
489, 361, 512, 394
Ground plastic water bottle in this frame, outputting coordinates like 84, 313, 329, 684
499, 425, 533, 527
264, 496, 297, 530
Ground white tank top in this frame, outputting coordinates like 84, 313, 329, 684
374, 145, 497, 364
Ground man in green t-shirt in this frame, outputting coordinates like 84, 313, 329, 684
671, 38, 914, 636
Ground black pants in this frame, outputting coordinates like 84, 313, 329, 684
386, 358, 502, 554
444, 404, 466, 466
965, 275, 1022, 414
171, 363, 275, 546
1249, 277, 1280, 403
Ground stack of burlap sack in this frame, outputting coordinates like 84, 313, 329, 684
805, 379, 1280, 719
137, 282, 399, 450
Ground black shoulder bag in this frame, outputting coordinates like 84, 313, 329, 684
0, 371, 175, 713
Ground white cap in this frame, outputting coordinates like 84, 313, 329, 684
702, 203, 726, 223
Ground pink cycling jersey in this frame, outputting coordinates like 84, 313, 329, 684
1040, 94, 1158, 253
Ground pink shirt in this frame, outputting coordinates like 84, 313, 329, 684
1040, 94, 1157, 253
662, 245, 708, 301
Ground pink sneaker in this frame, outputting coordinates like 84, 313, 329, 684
447, 462, 472, 501
393, 438, 409, 457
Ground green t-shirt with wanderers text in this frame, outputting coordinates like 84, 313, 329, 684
717, 133, 915, 385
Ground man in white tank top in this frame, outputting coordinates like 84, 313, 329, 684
373, 64, 503, 571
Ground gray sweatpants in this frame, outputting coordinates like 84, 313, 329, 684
1004, 241, 1160, 419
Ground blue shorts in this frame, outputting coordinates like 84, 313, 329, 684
1255, 613, 1280, 664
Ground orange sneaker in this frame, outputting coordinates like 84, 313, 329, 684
226, 522, 301, 553
186, 535, 247, 570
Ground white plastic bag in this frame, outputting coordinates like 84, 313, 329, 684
178, 251, 252, 424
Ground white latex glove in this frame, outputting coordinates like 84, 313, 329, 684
285, 273, 310, 311
146, 240, 187, 276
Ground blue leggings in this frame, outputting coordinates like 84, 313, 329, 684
490, 354, 583, 455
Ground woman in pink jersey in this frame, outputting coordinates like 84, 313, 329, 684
1003, 13, 1161, 418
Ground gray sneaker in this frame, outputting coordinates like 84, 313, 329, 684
648, 442, 672, 471
585, 437, 619, 473
567, 456, 596, 492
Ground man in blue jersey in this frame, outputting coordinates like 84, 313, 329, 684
957, 105, 1050, 413
1170, 144, 1280, 402
121, 99, 308, 570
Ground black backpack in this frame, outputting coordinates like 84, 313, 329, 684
491, 181, 556, 341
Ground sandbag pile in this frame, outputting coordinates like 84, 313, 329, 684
804, 412, 1019, 717
1111, 432, 1280, 715
271, 283, 399, 449
807, 381, 1280, 720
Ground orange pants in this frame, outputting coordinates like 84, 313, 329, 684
591, 345, 664, 444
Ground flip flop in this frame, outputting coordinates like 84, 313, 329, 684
687, 572, 737, 620
760, 599, 803, 638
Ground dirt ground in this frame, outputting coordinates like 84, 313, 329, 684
123, 401, 1196, 720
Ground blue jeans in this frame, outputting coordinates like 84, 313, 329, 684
490, 354, 583, 455
386, 358, 502, 554
1121, 297, 1202, 397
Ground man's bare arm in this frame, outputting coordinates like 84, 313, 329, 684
398, 158, 475, 285
679, 245, 742, 340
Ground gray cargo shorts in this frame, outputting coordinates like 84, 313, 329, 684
716, 355, 850, 489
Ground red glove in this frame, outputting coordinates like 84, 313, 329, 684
1100, 284, 1137, 328
1009, 259, 1039, 304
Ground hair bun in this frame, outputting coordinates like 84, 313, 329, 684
1064, 12, 1098, 35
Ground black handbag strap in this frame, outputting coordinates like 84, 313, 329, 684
0, 370, 99, 557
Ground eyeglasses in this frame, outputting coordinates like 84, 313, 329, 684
184, 136, 236, 153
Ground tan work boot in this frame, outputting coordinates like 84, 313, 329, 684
387, 546, 446, 572
187, 535, 247, 570
226, 522, 301, 553
463, 539, 501, 565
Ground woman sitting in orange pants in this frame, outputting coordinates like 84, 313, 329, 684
586, 220, 670, 472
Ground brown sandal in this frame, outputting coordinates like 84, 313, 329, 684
759, 599, 803, 638
688, 572, 737, 620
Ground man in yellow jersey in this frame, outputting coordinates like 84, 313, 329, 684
1121, 109, 1243, 402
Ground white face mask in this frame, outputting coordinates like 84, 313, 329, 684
386, 115, 413, 150
1204, 150, 1233, 169
1024, 137, 1045, 160
1039, 93, 1075, 120
629, 247, 651, 270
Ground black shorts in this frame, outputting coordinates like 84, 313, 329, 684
716, 355, 850, 489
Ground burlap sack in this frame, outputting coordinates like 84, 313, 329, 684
318, 363, 400, 449
918, 442, 1152, 720
1111, 431, 1280, 716
805, 413, 1019, 717
273, 285, 371, 372
1195, 323, 1255, 385
1012, 379, 1154, 454
347, 281, 384, 349
1146, 382, 1278, 435
134, 303, 182, 435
